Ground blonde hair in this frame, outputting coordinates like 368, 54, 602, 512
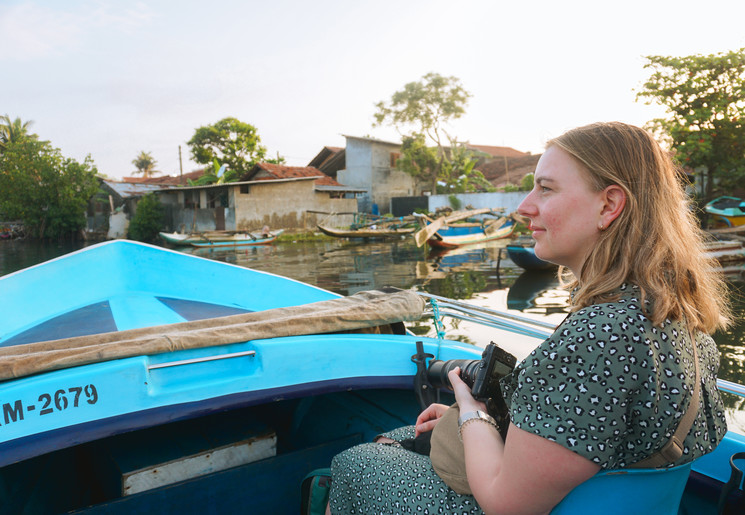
549, 122, 730, 333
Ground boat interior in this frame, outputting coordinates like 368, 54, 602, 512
0, 384, 446, 514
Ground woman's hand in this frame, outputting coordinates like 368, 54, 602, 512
448, 367, 487, 414
415, 403, 449, 436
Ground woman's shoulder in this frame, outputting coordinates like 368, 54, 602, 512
563, 283, 668, 335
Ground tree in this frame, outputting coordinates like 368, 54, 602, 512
0, 138, 99, 238
636, 48, 745, 200
0, 114, 36, 152
374, 73, 478, 193
132, 151, 160, 178
127, 192, 164, 242
187, 117, 272, 178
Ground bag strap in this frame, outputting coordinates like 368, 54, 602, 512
631, 329, 700, 469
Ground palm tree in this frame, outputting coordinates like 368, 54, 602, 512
0, 115, 34, 151
132, 151, 160, 178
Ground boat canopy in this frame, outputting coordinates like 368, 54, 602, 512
0, 289, 425, 381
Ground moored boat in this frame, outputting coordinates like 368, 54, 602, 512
506, 236, 556, 271
160, 230, 282, 247
414, 208, 516, 249
0, 241, 744, 513
188, 229, 283, 248
316, 224, 416, 239
705, 196, 745, 228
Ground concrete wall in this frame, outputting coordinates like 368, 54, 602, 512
427, 191, 529, 215
158, 180, 357, 232
339, 137, 423, 215
232, 181, 357, 230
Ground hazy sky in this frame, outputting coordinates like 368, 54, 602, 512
2, 0, 745, 179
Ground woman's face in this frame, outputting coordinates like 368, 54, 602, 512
517, 146, 606, 276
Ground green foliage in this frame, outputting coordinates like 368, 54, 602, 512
187, 117, 276, 179
374, 73, 475, 193
0, 114, 36, 152
127, 192, 165, 242
0, 138, 99, 238
132, 150, 159, 178
448, 194, 462, 210
520, 173, 534, 191
637, 48, 745, 199
396, 133, 440, 190
438, 139, 495, 193
500, 183, 521, 193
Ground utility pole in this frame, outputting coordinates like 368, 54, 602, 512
178, 145, 183, 178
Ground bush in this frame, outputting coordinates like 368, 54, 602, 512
127, 193, 164, 242
520, 173, 534, 191
448, 194, 462, 210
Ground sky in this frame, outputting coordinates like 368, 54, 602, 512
2, 0, 745, 180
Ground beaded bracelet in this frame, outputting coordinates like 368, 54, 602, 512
457, 410, 498, 440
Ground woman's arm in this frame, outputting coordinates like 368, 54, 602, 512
450, 369, 600, 515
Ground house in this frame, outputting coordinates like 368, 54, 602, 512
154, 164, 364, 233
309, 136, 428, 215
87, 179, 166, 239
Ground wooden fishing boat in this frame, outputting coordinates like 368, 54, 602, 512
160, 230, 281, 247
1, 241, 744, 514
317, 213, 418, 240
705, 196, 745, 228
414, 208, 516, 249
189, 230, 283, 248
316, 224, 416, 239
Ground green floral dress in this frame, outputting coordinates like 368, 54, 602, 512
328, 283, 727, 513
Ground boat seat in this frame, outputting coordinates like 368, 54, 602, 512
550, 462, 693, 515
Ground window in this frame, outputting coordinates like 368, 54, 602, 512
240, 184, 250, 194
390, 152, 401, 168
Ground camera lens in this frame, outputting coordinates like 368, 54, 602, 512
426, 359, 480, 390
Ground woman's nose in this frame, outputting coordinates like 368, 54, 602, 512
517, 191, 536, 217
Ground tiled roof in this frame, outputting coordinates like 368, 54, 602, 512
248, 163, 342, 186
467, 145, 530, 158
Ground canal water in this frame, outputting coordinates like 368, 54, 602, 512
2, 237, 745, 430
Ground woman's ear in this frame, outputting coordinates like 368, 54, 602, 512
600, 185, 626, 227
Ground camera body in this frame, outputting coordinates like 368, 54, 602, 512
426, 342, 516, 400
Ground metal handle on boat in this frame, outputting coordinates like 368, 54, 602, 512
417, 291, 557, 339
148, 350, 257, 370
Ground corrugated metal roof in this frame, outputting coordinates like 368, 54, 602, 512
104, 181, 166, 198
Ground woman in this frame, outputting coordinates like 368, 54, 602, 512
327, 122, 730, 514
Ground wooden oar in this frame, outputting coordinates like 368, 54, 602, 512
414, 217, 444, 247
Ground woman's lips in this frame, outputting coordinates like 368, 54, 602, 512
528, 222, 545, 234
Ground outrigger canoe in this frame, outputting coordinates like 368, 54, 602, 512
414, 208, 516, 249
160, 230, 282, 247
189, 230, 283, 248
316, 224, 416, 239
0, 241, 744, 513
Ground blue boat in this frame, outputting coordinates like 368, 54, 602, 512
705, 196, 745, 228
506, 238, 556, 271
0, 240, 744, 514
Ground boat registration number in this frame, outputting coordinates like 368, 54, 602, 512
1, 384, 98, 428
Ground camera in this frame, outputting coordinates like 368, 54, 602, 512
426, 342, 516, 401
